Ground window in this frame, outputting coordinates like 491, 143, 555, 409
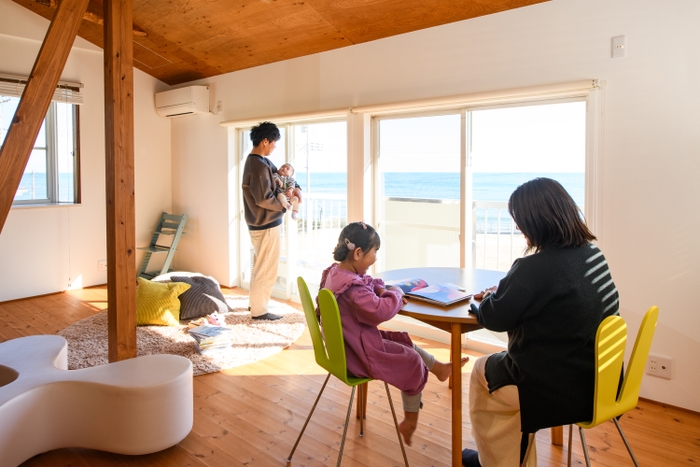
469, 101, 586, 271
374, 100, 586, 273
0, 76, 82, 205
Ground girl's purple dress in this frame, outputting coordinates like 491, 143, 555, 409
319, 264, 429, 396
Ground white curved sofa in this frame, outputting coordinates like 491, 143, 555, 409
0, 335, 193, 467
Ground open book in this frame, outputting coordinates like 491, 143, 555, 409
384, 278, 473, 306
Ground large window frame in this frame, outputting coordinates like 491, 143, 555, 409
371, 96, 591, 272
221, 80, 604, 348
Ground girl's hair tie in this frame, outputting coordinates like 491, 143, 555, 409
360, 221, 367, 230
344, 238, 356, 251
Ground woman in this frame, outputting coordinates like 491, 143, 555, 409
462, 178, 620, 467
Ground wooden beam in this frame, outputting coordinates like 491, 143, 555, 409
0, 0, 90, 233
104, 0, 137, 361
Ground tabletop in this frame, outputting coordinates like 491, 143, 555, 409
376, 267, 506, 330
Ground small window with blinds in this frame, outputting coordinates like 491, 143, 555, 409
0, 74, 82, 205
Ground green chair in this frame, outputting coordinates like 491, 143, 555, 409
567, 306, 659, 467
286, 277, 409, 467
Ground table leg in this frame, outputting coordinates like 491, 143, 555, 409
356, 382, 368, 420
451, 323, 462, 467
362, 383, 368, 419
448, 332, 454, 389
551, 426, 563, 445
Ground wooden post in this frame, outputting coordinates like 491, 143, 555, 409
0, 0, 90, 233
104, 0, 137, 361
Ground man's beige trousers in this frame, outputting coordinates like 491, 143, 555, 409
248, 225, 280, 317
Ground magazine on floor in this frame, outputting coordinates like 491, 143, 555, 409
188, 324, 233, 354
384, 278, 473, 306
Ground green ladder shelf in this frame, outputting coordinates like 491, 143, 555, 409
138, 212, 187, 279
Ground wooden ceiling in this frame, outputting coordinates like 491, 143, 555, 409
13, 0, 546, 86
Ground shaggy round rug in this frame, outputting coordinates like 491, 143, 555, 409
58, 296, 305, 376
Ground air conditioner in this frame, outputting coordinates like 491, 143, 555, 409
155, 85, 209, 118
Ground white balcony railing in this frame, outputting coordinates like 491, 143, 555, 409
284, 196, 527, 273
273, 196, 526, 304
276, 195, 516, 348
472, 200, 527, 271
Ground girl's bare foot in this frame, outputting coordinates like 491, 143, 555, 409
398, 412, 419, 446
431, 357, 470, 382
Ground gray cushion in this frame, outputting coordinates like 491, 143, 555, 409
152, 272, 231, 320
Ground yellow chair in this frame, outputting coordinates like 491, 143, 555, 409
286, 277, 409, 467
567, 306, 659, 467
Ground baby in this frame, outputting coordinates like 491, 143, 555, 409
273, 163, 300, 220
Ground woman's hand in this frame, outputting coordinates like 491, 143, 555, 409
474, 286, 498, 301
293, 187, 303, 203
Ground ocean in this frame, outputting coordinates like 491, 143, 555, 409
17, 172, 584, 233
295, 172, 584, 205
292, 172, 585, 233
15, 172, 73, 202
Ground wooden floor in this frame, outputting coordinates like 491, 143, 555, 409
2, 286, 699, 467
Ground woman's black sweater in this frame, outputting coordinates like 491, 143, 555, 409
473, 243, 620, 433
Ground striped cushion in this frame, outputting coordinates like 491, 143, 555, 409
168, 275, 231, 320
136, 277, 190, 326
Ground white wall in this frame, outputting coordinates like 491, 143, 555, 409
0, 0, 172, 301
171, 0, 700, 412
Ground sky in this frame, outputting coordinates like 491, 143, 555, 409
1, 96, 74, 174
255, 100, 586, 174
379, 100, 586, 173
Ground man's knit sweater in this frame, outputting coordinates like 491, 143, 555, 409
473, 243, 620, 433
241, 154, 286, 230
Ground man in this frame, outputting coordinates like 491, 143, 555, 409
241, 122, 302, 320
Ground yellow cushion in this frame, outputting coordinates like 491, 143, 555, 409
136, 277, 191, 326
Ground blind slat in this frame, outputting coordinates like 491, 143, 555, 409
0, 76, 83, 105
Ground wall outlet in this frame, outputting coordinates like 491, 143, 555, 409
98, 259, 107, 271
646, 354, 672, 380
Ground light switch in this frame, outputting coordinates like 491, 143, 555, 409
612, 35, 626, 58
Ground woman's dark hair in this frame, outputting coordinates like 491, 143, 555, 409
332, 222, 381, 261
508, 177, 596, 253
250, 121, 281, 147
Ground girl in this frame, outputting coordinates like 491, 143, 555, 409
319, 221, 468, 446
